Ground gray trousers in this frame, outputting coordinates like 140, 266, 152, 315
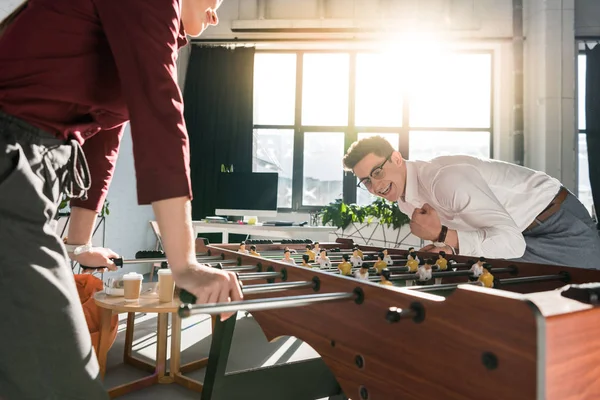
511, 190, 600, 270
0, 113, 108, 399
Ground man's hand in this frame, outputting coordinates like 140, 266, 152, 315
410, 203, 443, 241
419, 244, 453, 254
72, 247, 120, 273
173, 264, 244, 321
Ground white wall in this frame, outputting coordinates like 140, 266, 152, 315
524, 0, 577, 192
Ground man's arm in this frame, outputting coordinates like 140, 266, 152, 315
431, 164, 526, 258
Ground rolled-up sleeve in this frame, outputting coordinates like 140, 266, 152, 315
95, 0, 192, 205
70, 125, 125, 213
431, 165, 527, 259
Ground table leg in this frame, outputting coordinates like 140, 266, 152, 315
157, 313, 171, 383
170, 312, 181, 377
97, 307, 113, 380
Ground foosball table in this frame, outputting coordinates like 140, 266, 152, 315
159, 239, 600, 399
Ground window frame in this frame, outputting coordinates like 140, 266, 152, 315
253, 49, 495, 213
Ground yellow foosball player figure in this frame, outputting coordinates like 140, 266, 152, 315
435, 251, 448, 285
407, 247, 420, 263
353, 245, 364, 259
337, 254, 353, 276
373, 252, 388, 274
249, 245, 260, 257
305, 244, 316, 262
406, 251, 419, 272
238, 242, 249, 255
478, 266, 495, 288
354, 264, 370, 280
282, 248, 297, 266
350, 248, 363, 267
380, 268, 394, 286
382, 248, 393, 266
301, 254, 312, 268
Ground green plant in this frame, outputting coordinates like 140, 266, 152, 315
221, 164, 234, 173
56, 196, 110, 218
318, 198, 409, 231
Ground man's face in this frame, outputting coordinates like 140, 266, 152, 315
353, 152, 405, 202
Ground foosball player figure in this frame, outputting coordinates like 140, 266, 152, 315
415, 259, 433, 285
406, 251, 419, 272
350, 248, 363, 267
337, 254, 353, 276
249, 245, 260, 257
301, 254, 312, 268
469, 257, 486, 280
373, 252, 388, 274
313, 242, 321, 255
380, 268, 394, 286
316, 249, 331, 268
355, 264, 370, 280
434, 251, 448, 285
478, 265, 495, 288
305, 244, 316, 261
382, 249, 393, 266
353, 245, 364, 259
282, 248, 297, 265
407, 247, 420, 263
238, 242, 249, 255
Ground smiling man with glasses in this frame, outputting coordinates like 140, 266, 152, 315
343, 135, 600, 269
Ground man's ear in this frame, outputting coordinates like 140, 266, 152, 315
390, 151, 404, 166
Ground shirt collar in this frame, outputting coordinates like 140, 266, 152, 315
399, 160, 419, 205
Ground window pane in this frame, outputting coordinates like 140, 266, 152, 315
254, 53, 296, 125
578, 133, 593, 216
303, 132, 344, 206
408, 131, 490, 161
410, 53, 491, 128
302, 54, 349, 126
578, 54, 586, 131
252, 129, 294, 208
356, 133, 400, 206
355, 53, 403, 127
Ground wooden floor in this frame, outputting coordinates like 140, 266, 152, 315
101, 275, 333, 399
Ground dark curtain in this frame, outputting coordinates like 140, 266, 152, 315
585, 44, 600, 225
183, 45, 255, 221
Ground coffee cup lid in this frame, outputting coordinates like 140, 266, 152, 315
123, 272, 143, 281
157, 269, 172, 275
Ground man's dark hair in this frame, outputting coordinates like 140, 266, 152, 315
343, 136, 394, 171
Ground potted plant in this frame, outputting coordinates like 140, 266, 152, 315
318, 198, 412, 248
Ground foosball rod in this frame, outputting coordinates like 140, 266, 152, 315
81, 258, 254, 271
179, 279, 319, 304
179, 290, 363, 318
407, 273, 570, 292
368, 267, 518, 282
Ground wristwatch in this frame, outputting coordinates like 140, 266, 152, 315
65, 243, 93, 255
433, 225, 448, 248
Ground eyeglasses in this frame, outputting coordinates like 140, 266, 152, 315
356, 153, 393, 190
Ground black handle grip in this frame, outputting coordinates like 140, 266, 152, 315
179, 289, 197, 304
80, 257, 123, 270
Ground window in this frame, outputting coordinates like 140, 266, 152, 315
577, 53, 594, 216
252, 50, 493, 211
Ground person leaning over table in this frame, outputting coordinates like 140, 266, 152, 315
342, 136, 600, 269
0, 1, 241, 400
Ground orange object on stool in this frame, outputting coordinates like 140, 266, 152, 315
74, 274, 119, 355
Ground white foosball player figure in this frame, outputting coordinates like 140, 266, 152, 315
470, 257, 486, 278
238, 242, 249, 255
350, 248, 363, 267
382, 248, 393, 266
354, 264, 370, 280
282, 248, 297, 265
316, 249, 331, 268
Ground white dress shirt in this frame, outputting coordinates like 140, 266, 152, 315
383, 255, 393, 265
397, 155, 561, 258
416, 266, 432, 281
350, 255, 363, 267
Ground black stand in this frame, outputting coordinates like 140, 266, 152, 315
200, 314, 346, 400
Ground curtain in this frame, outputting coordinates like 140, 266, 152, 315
585, 44, 600, 226
183, 45, 255, 221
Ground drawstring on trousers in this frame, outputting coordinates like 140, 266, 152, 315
61, 139, 91, 200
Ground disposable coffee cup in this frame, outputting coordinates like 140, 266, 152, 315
157, 269, 175, 303
123, 272, 143, 301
